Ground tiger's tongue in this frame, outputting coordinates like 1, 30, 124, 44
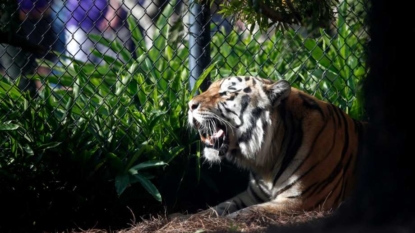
201, 129, 224, 145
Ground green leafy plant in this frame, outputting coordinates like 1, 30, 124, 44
301, 0, 367, 119
0, 1, 367, 231
210, 0, 366, 119
0, 1, 212, 229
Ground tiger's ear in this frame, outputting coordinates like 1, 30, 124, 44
266, 80, 291, 105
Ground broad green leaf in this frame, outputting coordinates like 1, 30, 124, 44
37, 142, 62, 150
106, 152, 124, 172
89, 34, 118, 53
23, 144, 34, 155
125, 141, 150, 171
0, 80, 23, 98
129, 160, 167, 172
115, 174, 130, 195
0, 123, 19, 131
133, 173, 162, 202
303, 39, 338, 74
190, 62, 217, 97
127, 15, 146, 55
153, 0, 176, 53
91, 49, 123, 74
112, 39, 132, 64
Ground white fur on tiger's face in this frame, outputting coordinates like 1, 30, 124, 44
188, 76, 290, 169
188, 76, 366, 217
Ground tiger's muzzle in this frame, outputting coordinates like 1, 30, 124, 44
192, 118, 229, 157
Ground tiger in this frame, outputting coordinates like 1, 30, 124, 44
187, 76, 367, 218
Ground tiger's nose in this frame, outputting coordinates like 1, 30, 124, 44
189, 100, 199, 112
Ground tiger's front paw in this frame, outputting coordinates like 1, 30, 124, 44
213, 201, 239, 217
226, 207, 257, 219
193, 207, 221, 218
194, 202, 239, 218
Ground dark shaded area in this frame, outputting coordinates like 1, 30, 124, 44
0, 31, 46, 55
0, 0, 47, 55
161, 159, 249, 215
0, 151, 248, 233
265, 0, 414, 232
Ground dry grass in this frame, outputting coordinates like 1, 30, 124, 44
69, 210, 331, 233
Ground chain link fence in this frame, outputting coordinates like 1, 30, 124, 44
0, 0, 368, 144
0, 0, 368, 229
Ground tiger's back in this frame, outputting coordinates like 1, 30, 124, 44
268, 86, 366, 211
188, 76, 367, 216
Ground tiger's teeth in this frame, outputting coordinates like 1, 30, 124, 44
200, 129, 224, 146
211, 129, 224, 138
203, 137, 214, 145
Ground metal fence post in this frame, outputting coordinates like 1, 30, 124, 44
189, 0, 211, 94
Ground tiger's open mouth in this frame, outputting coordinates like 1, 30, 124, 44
193, 119, 229, 155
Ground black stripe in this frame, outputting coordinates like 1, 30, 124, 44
235, 95, 250, 128
251, 107, 263, 119
333, 176, 346, 207
248, 185, 265, 204
232, 198, 243, 210
276, 103, 290, 155
321, 108, 350, 205
281, 117, 329, 180
313, 174, 343, 209
243, 87, 252, 93
286, 182, 319, 199
338, 111, 350, 159
252, 172, 271, 198
220, 92, 227, 96
309, 159, 344, 197
240, 95, 250, 114
304, 115, 347, 198
236, 76, 242, 82
337, 151, 355, 204
303, 122, 343, 198
331, 104, 343, 127
238, 130, 253, 143
302, 119, 338, 199
245, 77, 250, 81
230, 149, 238, 154
299, 93, 325, 119
274, 160, 321, 196
238, 198, 247, 209
239, 107, 264, 143
273, 106, 303, 185
335, 179, 347, 206
220, 102, 238, 116
336, 177, 348, 203
274, 113, 286, 155
218, 106, 224, 117
327, 103, 337, 127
